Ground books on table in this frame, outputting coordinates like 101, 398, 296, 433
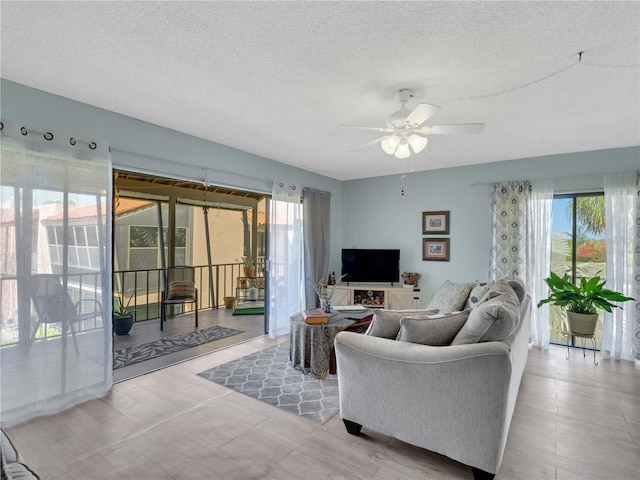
302, 308, 328, 325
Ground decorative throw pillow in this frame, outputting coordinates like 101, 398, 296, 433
464, 281, 494, 310
167, 281, 195, 300
425, 280, 475, 313
397, 311, 470, 346
365, 309, 439, 339
451, 292, 520, 345
487, 279, 520, 305
507, 273, 527, 303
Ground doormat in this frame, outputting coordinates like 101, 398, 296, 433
114, 325, 244, 369
232, 306, 265, 315
196, 346, 339, 423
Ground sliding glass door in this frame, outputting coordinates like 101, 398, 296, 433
550, 193, 606, 347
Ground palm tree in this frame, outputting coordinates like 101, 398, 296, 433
573, 196, 605, 236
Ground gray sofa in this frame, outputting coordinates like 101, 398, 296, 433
1, 429, 40, 480
334, 280, 531, 480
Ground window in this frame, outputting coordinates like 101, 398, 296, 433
550, 193, 606, 347
128, 225, 187, 269
46, 223, 100, 270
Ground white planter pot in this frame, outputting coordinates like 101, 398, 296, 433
248, 287, 259, 301
566, 311, 598, 336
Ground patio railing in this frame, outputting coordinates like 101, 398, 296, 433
114, 258, 266, 322
0, 259, 266, 346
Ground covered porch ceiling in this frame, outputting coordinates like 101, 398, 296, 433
115, 170, 266, 210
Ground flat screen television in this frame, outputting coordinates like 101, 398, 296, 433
341, 249, 400, 284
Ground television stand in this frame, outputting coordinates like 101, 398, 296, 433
331, 284, 420, 310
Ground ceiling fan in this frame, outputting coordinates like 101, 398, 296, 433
345, 88, 484, 159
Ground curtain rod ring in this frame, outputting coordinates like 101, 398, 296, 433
0, 122, 3, 131
20, 127, 28, 136
69, 137, 77, 146
89, 142, 97, 150
44, 132, 54, 141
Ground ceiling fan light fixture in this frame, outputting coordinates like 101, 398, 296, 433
408, 134, 428, 153
394, 139, 411, 159
381, 135, 400, 155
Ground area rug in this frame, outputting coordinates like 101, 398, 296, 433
113, 325, 244, 369
196, 346, 339, 423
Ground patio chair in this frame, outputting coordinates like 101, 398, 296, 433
160, 266, 198, 331
29, 274, 104, 355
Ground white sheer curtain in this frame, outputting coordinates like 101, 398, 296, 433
0, 121, 112, 426
602, 172, 638, 361
489, 179, 553, 349
527, 180, 554, 349
268, 181, 304, 338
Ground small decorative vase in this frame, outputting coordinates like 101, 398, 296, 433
320, 298, 332, 313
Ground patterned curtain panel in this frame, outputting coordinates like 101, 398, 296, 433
489, 179, 553, 349
489, 181, 530, 279
0, 120, 112, 426
602, 172, 639, 361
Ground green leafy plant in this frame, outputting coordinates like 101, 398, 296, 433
236, 256, 254, 267
537, 272, 634, 314
113, 297, 132, 317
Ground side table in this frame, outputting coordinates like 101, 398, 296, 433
565, 331, 598, 366
289, 310, 370, 380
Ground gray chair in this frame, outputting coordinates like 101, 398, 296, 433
29, 274, 103, 355
160, 266, 198, 331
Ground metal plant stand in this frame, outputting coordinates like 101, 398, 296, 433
566, 332, 598, 366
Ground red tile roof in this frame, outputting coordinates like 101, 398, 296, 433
43, 198, 154, 222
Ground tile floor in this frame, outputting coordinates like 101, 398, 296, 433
113, 308, 266, 382
5, 341, 640, 480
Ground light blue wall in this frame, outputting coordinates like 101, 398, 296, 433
341, 147, 639, 304
1, 78, 345, 269
3, 79, 639, 304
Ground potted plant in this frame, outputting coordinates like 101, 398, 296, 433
238, 256, 255, 277
113, 296, 134, 335
537, 272, 634, 336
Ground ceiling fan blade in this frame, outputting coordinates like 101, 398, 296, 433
419, 123, 485, 135
405, 103, 441, 128
350, 136, 387, 152
340, 125, 392, 132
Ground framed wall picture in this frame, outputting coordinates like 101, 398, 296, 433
423, 238, 450, 261
422, 211, 450, 234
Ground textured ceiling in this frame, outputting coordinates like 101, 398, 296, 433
1, 1, 639, 181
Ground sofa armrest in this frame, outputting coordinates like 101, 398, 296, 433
335, 332, 514, 474
1, 429, 41, 480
